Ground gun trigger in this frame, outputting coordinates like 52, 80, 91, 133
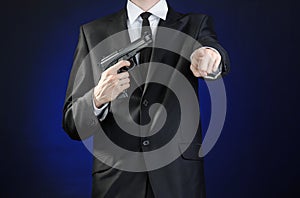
117, 59, 136, 73
128, 59, 135, 68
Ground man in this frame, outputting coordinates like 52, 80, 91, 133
63, 0, 230, 197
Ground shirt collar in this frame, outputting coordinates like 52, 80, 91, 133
127, 0, 168, 24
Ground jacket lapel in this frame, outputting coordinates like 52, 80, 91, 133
107, 9, 130, 46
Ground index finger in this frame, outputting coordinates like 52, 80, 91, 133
106, 60, 131, 74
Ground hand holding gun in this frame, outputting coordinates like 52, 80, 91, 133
93, 32, 153, 107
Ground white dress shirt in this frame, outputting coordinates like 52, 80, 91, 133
93, 0, 221, 119
126, 0, 168, 42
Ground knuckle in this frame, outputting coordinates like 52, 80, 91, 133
119, 72, 129, 79
111, 75, 117, 80
120, 73, 127, 78
107, 75, 113, 81
106, 65, 114, 72
199, 65, 206, 71
119, 60, 126, 65
190, 66, 194, 72
191, 60, 197, 66
120, 60, 129, 66
108, 76, 116, 83
198, 49, 205, 56
217, 56, 222, 62
190, 65, 197, 72
207, 52, 212, 59
101, 71, 108, 78
197, 48, 204, 52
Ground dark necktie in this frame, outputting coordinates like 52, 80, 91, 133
139, 12, 152, 65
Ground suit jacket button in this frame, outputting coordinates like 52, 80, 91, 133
142, 140, 150, 146
142, 99, 149, 107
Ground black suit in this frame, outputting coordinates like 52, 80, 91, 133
63, 7, 230, 198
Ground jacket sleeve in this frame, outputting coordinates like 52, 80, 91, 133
62, 26, 101, 140
195, 15, 230, 76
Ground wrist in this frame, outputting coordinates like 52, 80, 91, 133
93, 96, 107, 109
93, 89, 107, 108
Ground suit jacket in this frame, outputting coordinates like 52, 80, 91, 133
63, 7, 230, 198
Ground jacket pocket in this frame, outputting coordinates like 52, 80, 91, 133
92, 158, 112, 176
179, 143, 203, 161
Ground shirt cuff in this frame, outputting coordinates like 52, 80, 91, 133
92, 99, 109, 121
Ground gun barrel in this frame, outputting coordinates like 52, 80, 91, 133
100, 32, 152, 71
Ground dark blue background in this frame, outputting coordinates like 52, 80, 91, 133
1, 0, 299, 197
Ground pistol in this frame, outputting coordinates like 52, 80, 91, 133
98, 32, 153, 73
